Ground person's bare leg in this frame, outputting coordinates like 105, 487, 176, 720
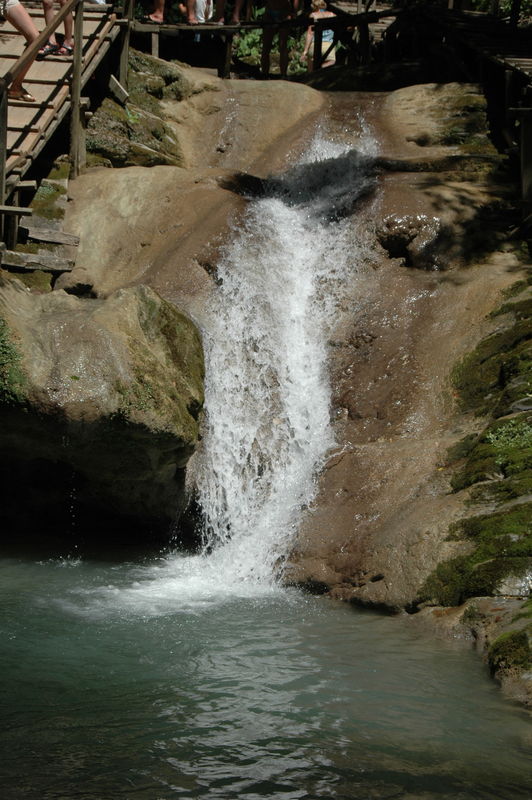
7, 3, 39, 95
231, 0, 244, 23
187, 0, 198, 23
41, 0, 58, 46
150, 0, 165, 21
54, 0, 74, 52
62, 1, 74, 48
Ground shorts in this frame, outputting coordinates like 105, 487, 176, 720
0, 0, 21, 18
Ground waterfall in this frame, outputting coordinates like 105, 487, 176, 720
191, 134, 377, 586
59, 130, 377, 617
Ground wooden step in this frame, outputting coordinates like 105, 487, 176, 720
1, 248, 74, 273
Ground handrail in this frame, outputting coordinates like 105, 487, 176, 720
0, 0, 88, 226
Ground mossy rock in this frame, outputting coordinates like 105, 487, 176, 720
469, 469, 532, 503
452, 318, 532, 415
451, 413, 532, 491
450, 502, 532, 544
87, 97, 184, 167
488, 627, 532, 672
128, 49, 195, 99
128, 59, 195, 105
0, 316, 26, 404
419, 502, 532, 606
0, 280, 205, 541
420, 554, 532, 606
14, 271, 53, 294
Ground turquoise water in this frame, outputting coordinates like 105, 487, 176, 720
1, 555, 531, 800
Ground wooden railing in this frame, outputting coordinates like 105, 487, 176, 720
0, 0, 82, 207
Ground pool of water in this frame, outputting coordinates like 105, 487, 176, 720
1, 555, 531, 800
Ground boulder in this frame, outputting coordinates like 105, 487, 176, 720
0, 277, 204, 548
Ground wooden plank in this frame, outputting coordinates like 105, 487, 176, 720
108, 73, 128, 104
7, 129, 42, 151
19, 225, 80, 246
0, 204, 31, 214
2, 248, 73, 272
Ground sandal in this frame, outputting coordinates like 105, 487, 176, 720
140, 15, 162, 24
8, 86, 36, 103
36, 40, 58, 60
56, 44, 73, 57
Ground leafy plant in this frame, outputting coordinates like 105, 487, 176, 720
234, 5, 306, 75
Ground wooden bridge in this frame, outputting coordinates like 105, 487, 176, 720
0, 0, 132, 247
2, 0, 532, 253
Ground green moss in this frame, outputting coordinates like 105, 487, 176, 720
448, 413, 532, 492
87, 96, 184, 168
30, 181, 66, 221
502, 279, 529, 299
450, 440, 500, 491
452, 318, 531, 415
113, 289, 204, 445
419, 503, 532, 606
446, 433, 479, 463
450, 503, 532, 542
488, 628, 532, 672
47, 161, 70, 182
15, 271, 53, 293
469, 470, 532, 503
0, 316, 26, 404
495, 296, 532, 321
420, 554, 532, 607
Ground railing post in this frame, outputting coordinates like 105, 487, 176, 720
70, 0, 85, 177
520, 111, 532, 204
313, 23, 323, 71
0, 81, 7, 208
119, 0, 134, 89
0, 80, 8, 241
509, 0, 521, 27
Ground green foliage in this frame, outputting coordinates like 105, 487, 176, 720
0, 317, 26, 404
234, 6, 306, 75
470, 0, 532, 17
234, 9, 265, 62
485, 417, 532, 466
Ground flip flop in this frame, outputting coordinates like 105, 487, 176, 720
36, 41, 58, 60
140, 15, 162, 24
8, 86, 36, 102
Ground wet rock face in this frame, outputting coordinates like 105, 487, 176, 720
376, 213, 450, 270
0, 278, 204, 547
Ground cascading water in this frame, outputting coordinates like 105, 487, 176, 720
54, 132, 377, 616
191, 134, 377, 586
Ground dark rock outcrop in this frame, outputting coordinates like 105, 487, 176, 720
0, 277, 204, 548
